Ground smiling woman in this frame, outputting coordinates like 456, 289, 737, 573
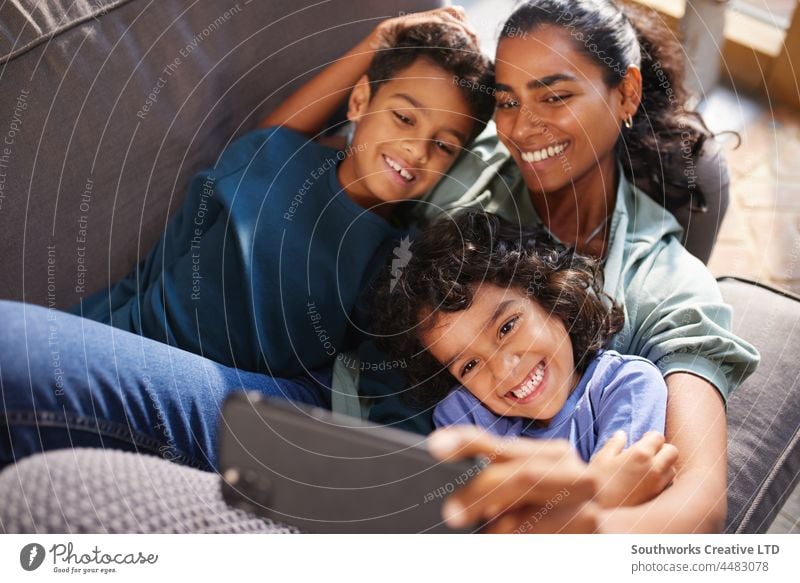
493, 27, 637, 255
403, 0, 760, 533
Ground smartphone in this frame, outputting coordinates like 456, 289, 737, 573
218, 391, 480, 533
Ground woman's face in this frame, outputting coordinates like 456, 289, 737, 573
493, 26, 630, 197
420, 283, 579, 422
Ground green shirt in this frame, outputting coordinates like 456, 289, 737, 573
404, 122, 760, 401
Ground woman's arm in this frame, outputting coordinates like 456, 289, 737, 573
597, 373, 728, 533
597, 234, 756, 531
428, 373, 725, 534
258, 6, 475, 135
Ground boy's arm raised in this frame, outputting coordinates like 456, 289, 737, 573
258, 6, 476, 135
257, 32, 378, 134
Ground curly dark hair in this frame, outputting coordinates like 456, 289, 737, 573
370, 210, 624, 409
500, 0, 715, 212
367, 22, 495, 144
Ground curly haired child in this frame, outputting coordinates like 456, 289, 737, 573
374, 210, 677, 508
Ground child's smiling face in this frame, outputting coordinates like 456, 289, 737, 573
420, 283, 581, 422
338, 58, 478, 211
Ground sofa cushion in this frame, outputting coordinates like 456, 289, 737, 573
0, 447, 298, 533
722, 277, 800, 533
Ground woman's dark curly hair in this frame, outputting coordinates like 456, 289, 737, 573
500, 0, 715, 212
371, 210, 624, 409
367, 22, 495, 144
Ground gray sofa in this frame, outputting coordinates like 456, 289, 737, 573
1, 0, 798, 533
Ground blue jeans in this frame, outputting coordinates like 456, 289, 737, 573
0, 301, 331, 471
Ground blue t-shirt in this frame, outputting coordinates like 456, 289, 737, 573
432, 351, 667, 461
75, 127, 399, 377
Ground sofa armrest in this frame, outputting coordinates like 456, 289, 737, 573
721, 276, 800, 533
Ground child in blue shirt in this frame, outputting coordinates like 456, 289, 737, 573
74, 13, 494, 378
373, 209, 674, 507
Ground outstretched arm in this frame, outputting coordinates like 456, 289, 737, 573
258, 7, 476, 135
428, 376, 725, 534
427, 427, 601, 533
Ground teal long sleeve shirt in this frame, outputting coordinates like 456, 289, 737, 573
76, 127, 399, 378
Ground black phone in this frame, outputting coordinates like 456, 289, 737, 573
218, 392, 480, 533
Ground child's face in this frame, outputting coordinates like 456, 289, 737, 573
420, 283, 580, 422
339, 58, 477, 209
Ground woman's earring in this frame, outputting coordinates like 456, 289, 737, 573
624, 116, 634, 129
345, 122, 355, 149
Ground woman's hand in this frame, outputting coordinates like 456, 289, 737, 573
587, 431, 678, 509
372, 5, 479, 49
428, 426, 599, 533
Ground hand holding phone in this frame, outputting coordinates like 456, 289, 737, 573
218, 392, 480, 533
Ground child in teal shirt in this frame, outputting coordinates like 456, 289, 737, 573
75, 17, 494, 378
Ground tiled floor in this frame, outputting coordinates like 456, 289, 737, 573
768, 486, 800, 533
704, 88, 800, 294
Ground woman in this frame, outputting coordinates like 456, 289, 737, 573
278, 0, 758, 532
410, 0, 759, 533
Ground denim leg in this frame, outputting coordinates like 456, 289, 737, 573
0, 300, 331, 471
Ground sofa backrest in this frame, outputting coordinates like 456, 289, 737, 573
0, 0, 442, 308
